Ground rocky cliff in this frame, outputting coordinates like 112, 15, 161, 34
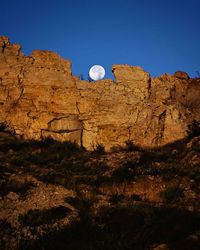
0, 36, 200, 150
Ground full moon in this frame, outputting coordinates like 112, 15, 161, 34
89, 65, 105, 81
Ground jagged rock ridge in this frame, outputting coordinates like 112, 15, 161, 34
0, 36, 200, 150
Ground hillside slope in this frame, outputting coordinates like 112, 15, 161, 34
0, 130, 200, 250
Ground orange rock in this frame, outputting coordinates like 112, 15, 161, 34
174, 71, 189, 80
0, 36, 199, 150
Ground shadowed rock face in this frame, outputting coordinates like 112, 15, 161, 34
0, 36, 200, 150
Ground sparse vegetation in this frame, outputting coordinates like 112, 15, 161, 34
0, 131, 200, 250
124, 139, 140, 151
19, 206, 71, 227
160, 186, 184, 202
0, 122, 7, 132
112, 162, 136, 182
109, 194, 124, 204
92, 143, 105, 154
131, 193, 142, 201
187, 120, 200, 139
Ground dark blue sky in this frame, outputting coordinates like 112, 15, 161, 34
1, 0, 200, 79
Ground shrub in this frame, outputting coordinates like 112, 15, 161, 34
124, 140, 140, 151
93, 143, 105, 154
112, 164, 135, 182
39, 137, 56, 147
131, 194, 142, 201
187, 120, 200, 139
160, 186, 183, 202
63, 141, 83, 152
109, 193, 124, 204
0, 122, 7, 132
19, 206, 71, 227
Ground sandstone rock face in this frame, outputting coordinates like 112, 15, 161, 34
0, 36, 200, 150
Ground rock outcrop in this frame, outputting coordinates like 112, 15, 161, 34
0, 36, 200, 150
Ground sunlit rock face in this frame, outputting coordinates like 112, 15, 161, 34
0, 36, 200, 150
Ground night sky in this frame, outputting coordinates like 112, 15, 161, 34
1, 0, 200, 79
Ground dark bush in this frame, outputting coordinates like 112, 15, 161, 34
131, 194, 142, 201
0, 122, 7, 132
125, 140, 141, 151
112, 164, 135, 182
39, 137, 57, 147
19, 206, 71, 227
188, 120, 200, 139
93, 143, 105, 154
160, 186, 184, 202
109, 194, 124, 204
